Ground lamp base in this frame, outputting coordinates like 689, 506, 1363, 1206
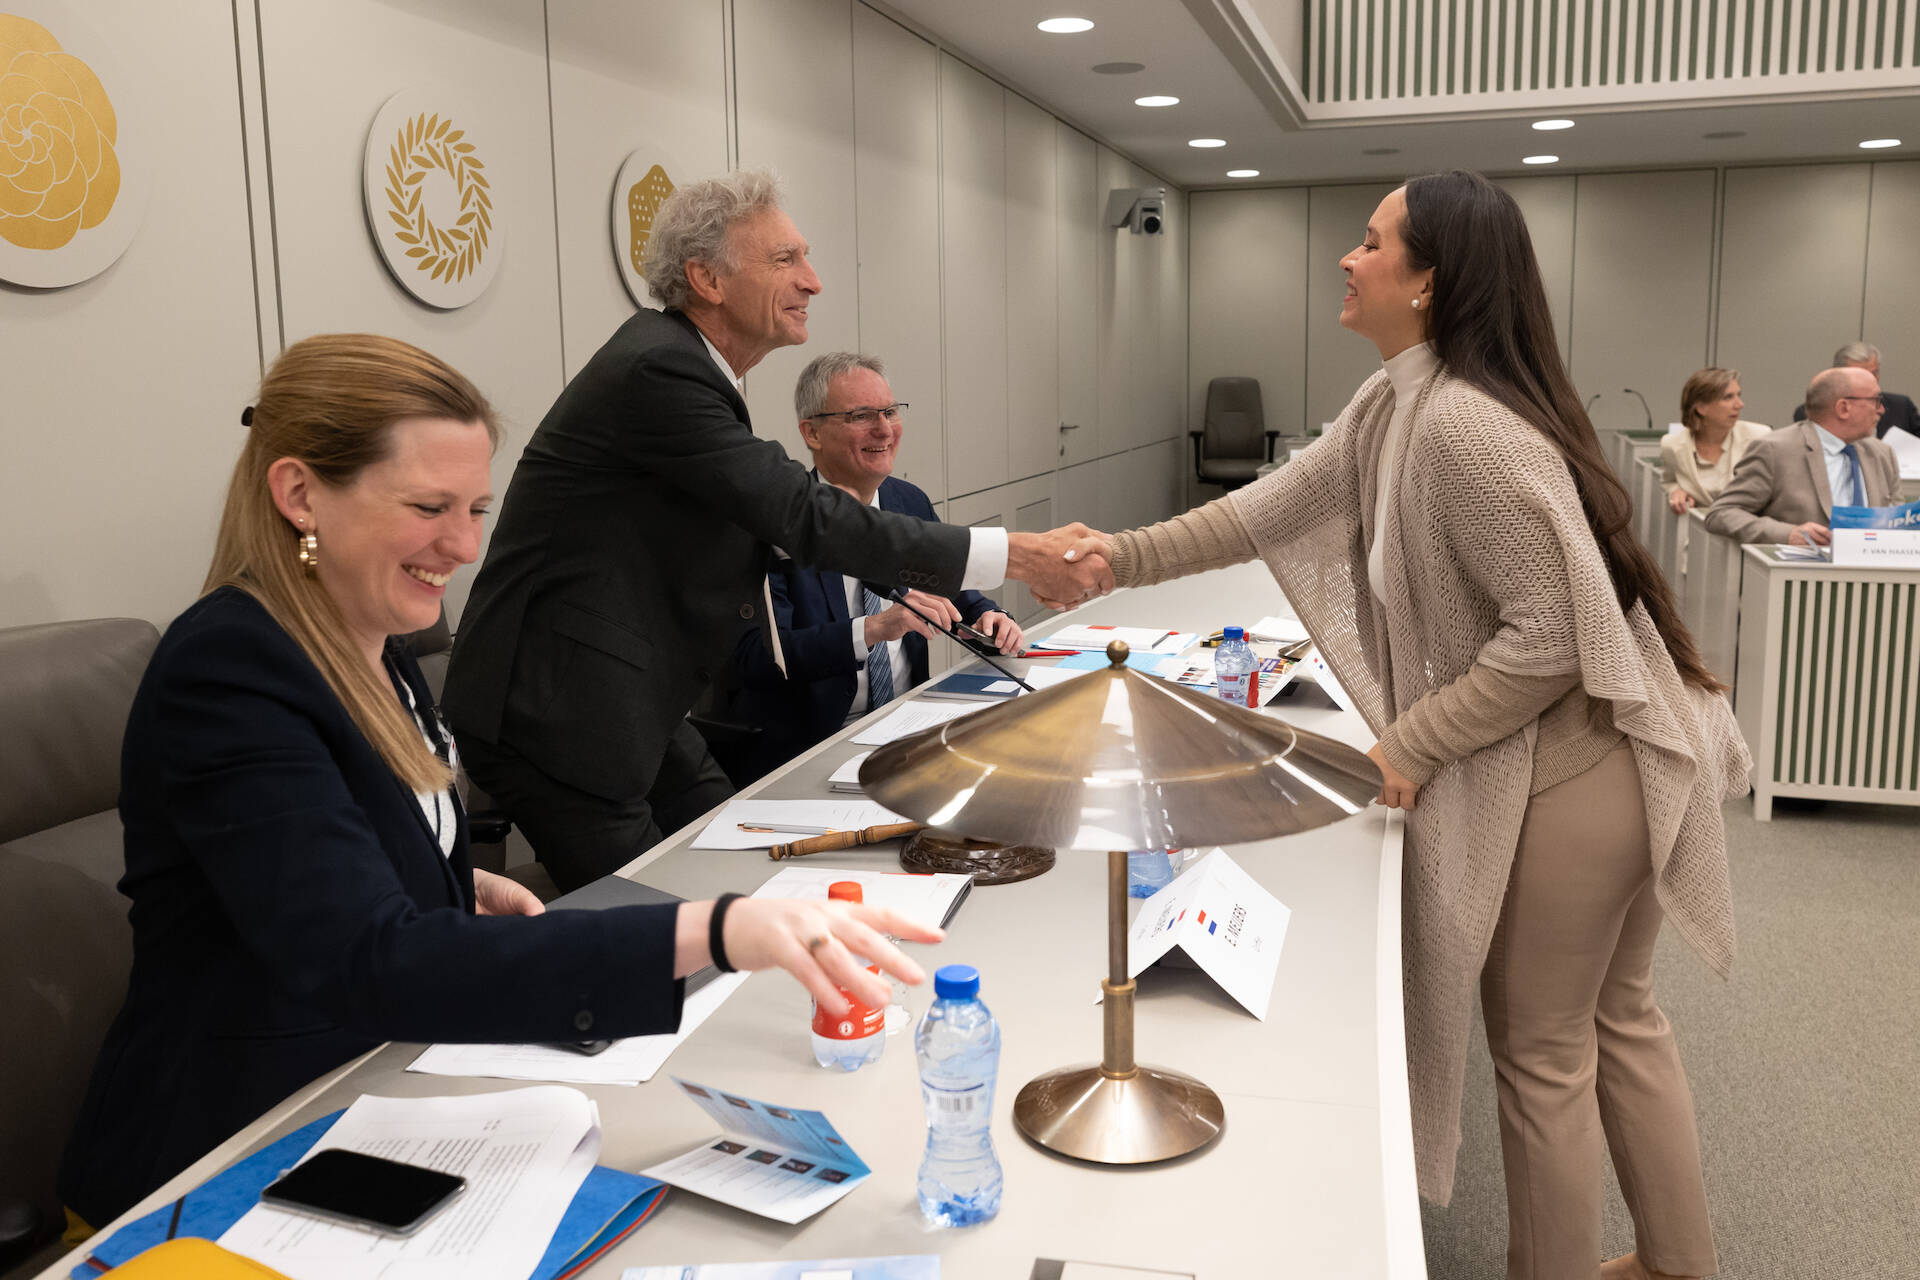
1012, 1063, 1225, 1164
899, 830, 1054, 884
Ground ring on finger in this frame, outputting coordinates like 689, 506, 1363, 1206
805, 935, 831, 954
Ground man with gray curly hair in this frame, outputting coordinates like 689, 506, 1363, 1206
446, 170, 1112, 892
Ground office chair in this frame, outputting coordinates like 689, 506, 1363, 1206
1190, 376, 1280, 491
0, 617, 159, 1269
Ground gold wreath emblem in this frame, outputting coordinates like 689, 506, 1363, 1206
383, 111, 489, 284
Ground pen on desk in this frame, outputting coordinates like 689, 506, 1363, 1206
738, 823, 840, 835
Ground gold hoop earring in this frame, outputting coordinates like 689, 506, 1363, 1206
297, 529, 319, 577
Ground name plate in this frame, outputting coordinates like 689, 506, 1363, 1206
1128, 849, 1289, 1020
1830, 527, 1920, 568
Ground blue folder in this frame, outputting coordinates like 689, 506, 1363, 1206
73, 1111, 665, 1279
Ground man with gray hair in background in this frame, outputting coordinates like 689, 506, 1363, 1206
1790, 341, 1920, 439
1707, 364, 1901, 547
446, 170, 1111, 891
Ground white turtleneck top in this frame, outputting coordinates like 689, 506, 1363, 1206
1367, 341, 1441, 605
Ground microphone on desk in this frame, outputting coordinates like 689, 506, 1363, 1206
1584, 391, 1603, 413
882, 587, 1036, 692
1622, 388, 1654, 431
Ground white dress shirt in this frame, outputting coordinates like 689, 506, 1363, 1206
1368, 341, 1442, 605
697, 332, 1008, 589
838, 483, 914, 725
1812, 422, 1868, 509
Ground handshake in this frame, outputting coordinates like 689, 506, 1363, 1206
1005, 523, 1116, 611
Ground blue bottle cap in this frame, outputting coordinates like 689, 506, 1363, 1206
1222, 625, 1245, 641
934, 964, 980, 999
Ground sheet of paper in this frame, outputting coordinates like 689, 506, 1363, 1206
1882, 425, 1920, 477
1249, 614, 1311, 645
827, 752, 869, 792
407, 970, 749, 1086
691, 799, 908, 850
1039, 625, 1196, 655
219, 1087, 598, 1280
849, 699, 981, 746
625, 1256, 939, 1279
1770, 542, 1830, 561
1300, 650, 1356, 713
643, 1079, 870, 1224
753, 864, 971, 929
1056, 649, 1171, 673
1020, 664, 1081, 689
1128, 850, 1290, 1020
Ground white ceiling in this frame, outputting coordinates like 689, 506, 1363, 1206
874, 0, 1920, 188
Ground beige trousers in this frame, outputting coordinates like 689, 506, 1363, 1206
1480, 742, 1720, 1279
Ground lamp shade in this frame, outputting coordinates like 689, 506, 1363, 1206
859, 643, 1380, 850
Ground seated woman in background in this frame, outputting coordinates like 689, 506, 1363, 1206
1661, 368, 1770, 514
59, 334, 940, 1233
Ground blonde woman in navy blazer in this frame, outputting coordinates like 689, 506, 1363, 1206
59, 335, 941, 1232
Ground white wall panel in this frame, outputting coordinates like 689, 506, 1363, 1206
1005, 94, 1059, 485
1055, 125, 1099, 468
735, 0, 857, 464
939, 55, 1008, 498
1096, 146, 1138, 458
255, 0, 563, 628
1142, 167, 1187, 450
1861, 161, 1920, 405
1569, 170, 1715, 432
851, 6, 944, 498
1495, 174, 1576, 359
1305, 183, 1396, 432
0, 0, 257, 629
1189, 187, 1310, 470
1717, 164, 1871, 428
546, 0, 727, 380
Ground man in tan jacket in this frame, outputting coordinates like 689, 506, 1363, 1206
1704, 365, 1901, 546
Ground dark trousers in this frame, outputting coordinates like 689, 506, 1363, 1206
457, 720, 734, 893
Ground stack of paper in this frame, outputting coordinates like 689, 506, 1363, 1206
219, 1088, 602, 1280
1884, 425, 1920, 479
624, 1260, 938, 1279
690, 798, 908, 850
1249, 614, 1311, 645
828, 752, 869, 792
753, 863, 972, 929
1040, 625, 1196, 655
849, 699, 980, 745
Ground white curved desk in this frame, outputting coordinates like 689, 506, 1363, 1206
41, 563, 1422, 1279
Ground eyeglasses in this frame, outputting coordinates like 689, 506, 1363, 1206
1838, 395, 1886, 409
809, 403, 907, 428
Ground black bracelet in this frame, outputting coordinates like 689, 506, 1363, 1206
708, 892, 742, 973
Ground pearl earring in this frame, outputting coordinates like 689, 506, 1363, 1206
1410, 298, 1422, 310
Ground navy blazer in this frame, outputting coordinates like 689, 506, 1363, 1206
710, 476, 1000, 785
60, 589, 684, 1226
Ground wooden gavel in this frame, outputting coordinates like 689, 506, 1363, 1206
768, 822, 926, 860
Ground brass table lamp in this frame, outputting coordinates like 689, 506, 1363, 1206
860, 640, 1380, 1164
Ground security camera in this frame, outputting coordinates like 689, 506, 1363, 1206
1104, 186, 1167, 236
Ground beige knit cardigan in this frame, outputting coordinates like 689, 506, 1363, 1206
1113, 370, 1750, 1204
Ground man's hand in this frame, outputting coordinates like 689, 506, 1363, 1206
1667, 489, 1694, 515
864, 589, 959, 646
1008, 524, 1114, 610
974, 611, 1024, 654
1788, 521, 1831, 547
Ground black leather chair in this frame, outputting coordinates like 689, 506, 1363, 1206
1190, 376, 1280, 491
0, 617, 158, 1271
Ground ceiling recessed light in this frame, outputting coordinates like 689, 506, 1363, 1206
1227, 169, 1260, 178
1859, 138, 1902, 149
1522, 154, 1559, 165
1092, 61, 1145, 74
1188, 138, 1227, 148
1703, 129, 1747, 139
1037, 17, 1094, 34
1361, 146, 1401, 156
1134, 95, 1180, 107
1532, 119, 1575, 131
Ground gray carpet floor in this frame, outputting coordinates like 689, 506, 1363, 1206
1420, 796, 1920, 1279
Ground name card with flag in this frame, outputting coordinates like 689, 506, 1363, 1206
1830, 498, 1920, 568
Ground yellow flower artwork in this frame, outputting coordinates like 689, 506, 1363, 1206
627, 163, 672, 275
0, 12, 119, 251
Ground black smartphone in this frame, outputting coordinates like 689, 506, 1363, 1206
260, 1149, 466, 1235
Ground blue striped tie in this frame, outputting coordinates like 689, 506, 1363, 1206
1840, 444, 1867, 508
862, 587, 895, 711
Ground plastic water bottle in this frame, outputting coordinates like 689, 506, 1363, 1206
810, 882, 886, 1071
915, 964, 1003, 1227
1214, 625, 1258, 708
1127, 850, 1176, 898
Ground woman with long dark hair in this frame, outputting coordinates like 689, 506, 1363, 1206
1064, 172, 1748, 1279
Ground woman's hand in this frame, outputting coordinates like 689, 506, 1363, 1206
473, 867, 545, 917
1366, 742, 1419, 811
683, 898, 944, 1014
1667, 489, 1694, 515
1033, 528, 1114, 610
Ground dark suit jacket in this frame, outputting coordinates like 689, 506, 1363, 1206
59, 589, 683, 1225
1704, 420, 1902, 544
443, 307, 971, 801
1791, 389, 1920, 440
711, 476, 1001, 784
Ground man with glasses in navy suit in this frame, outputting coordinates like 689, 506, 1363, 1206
708, 352, 1023, 786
